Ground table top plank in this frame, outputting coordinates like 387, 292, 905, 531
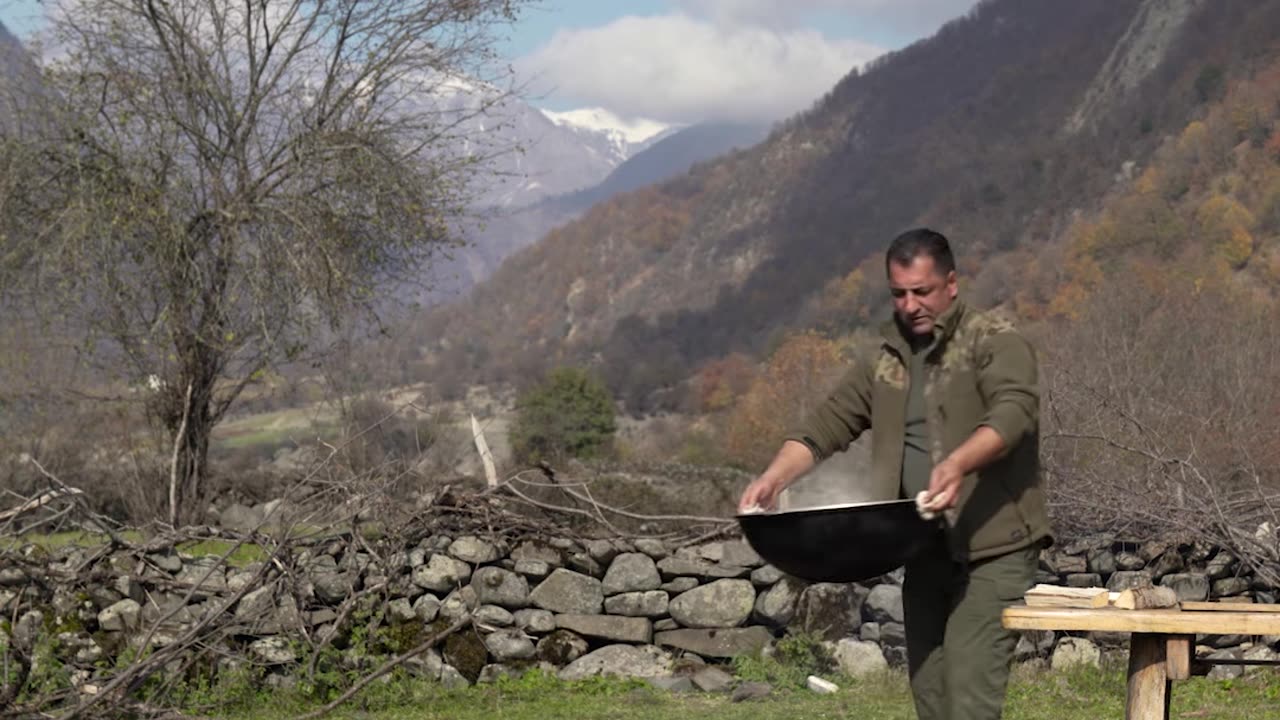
1003, 606, 1280, 635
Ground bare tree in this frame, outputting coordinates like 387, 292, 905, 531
1040, 265, 1280, 583
1, 0, 532, 524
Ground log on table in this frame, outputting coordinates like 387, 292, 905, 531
1024, 584, 1110, 608
1114, 586, 1179, 610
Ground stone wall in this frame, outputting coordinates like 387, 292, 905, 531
3, 527, 1279, 695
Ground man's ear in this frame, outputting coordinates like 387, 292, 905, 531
946, 270, 958, 299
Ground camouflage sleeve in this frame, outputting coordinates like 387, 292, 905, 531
976, 328, 1039, 452
782, 355, 874, 462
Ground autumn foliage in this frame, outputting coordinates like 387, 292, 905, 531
722, 331, 847, 471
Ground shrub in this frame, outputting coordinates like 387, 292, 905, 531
510, 367, 617, 464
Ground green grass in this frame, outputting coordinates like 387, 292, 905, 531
0, 529, 145, 553
210, 662, 1280, 720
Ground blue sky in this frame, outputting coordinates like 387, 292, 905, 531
1, 0, 977, 124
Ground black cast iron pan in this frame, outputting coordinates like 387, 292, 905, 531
736, 499, 943, 583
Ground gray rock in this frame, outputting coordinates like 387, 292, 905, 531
99, 599, 142, 632
719, 540, 764, 568
1149, 550, 1184, 580
439, 664, 471, 688
1051, 637, 1100, 670
555, 614, 652, 644
413, 594, 441, 622
478, 663, 519, 684
219, 503, 264, 532
661, 577, 700, 593
1160, 573, 1210, 602
1207, 649, 1244, 680
603, 553, 662, 595
860, 622, 881, 643
511, 541, 563, 566
1048, 553, 1087, 574
832, 638, 888, 677
1065, 573, 1104, 588
1207, 552, 1237, 580
514, 559, 551, 579
474, 604, 515, 627
793, 583, 865, 640
485, 628, 536, 661
649, 676, 695, 692
536, 629, 590, 665
309, 608, 338, 626
529, 569, 603, 614
584, 539, 620, 565
566, 552, 601, 576
669, 579, 755, 628
750, 565, 785, 586
634, 539, 669, 559
731, 682, 773, 702
864, 584, 904, 624
0, 568, 27, 586
1086, 549, 1117, 575
691, 666, 736, 692
1139, 540, 1169, 563
235, 585, 276, 622
550, 537, 578, 550
13, 611, 43, 650
1014, 630, 1056, 661
440, 586, 478, 621
1204, 633, 1249, 649
880, 622, 907, 647
604, 591, 670, 617
412, 554, 473, 593
513, 608, 556, 634
404, 648, 444, 680
657, 557, 749, 581
1212, 577, 1251, 597
558, 644, 673, 681
147, 553, 183, 574
654, 618, 680, 632
753, 577, 805, 626
450, 536, 502, 565
654, 627, 774, 658
250, 637, 297, 664
1115, 551, 1146, 571
408, 548, 428, 567
312, 573, 353, 604
472, 566, 530, 609
1106, 571, 1153, 592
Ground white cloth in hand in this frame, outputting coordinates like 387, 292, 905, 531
915, 491, 938, 521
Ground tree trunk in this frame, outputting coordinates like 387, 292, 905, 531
166, 363, 218, 528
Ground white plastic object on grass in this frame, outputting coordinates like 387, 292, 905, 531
807, 676, 839, 694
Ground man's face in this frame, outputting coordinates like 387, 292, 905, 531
888, 254, 958, 339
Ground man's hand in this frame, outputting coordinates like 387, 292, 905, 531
923, 426, 1009, 512
924, 458, 964, 511
737, 440, 817, 513
738, 475, 786, 513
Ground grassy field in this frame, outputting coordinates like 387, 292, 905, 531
215, 663, 1280, 720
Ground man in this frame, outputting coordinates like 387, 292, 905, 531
738, 228, 1051, 720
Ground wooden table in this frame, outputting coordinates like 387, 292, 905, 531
1003, 603, 1280, 720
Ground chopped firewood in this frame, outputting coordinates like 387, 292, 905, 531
1023, 584, 1110, 608
1113, 586, 1179, 610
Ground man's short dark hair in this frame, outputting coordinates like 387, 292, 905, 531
886, 228, 955, 275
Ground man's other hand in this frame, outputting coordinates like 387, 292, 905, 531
925, 458, 964, 510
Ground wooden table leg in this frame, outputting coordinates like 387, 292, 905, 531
1126, 633, 1172, 720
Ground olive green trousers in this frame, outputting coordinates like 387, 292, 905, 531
902, 540, 1040, 720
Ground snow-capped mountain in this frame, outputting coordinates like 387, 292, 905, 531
541, 107, 674, 166
429, 81, 676, 208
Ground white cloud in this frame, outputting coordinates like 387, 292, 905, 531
674, 0, 979, 35
517, 13, 883, 125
